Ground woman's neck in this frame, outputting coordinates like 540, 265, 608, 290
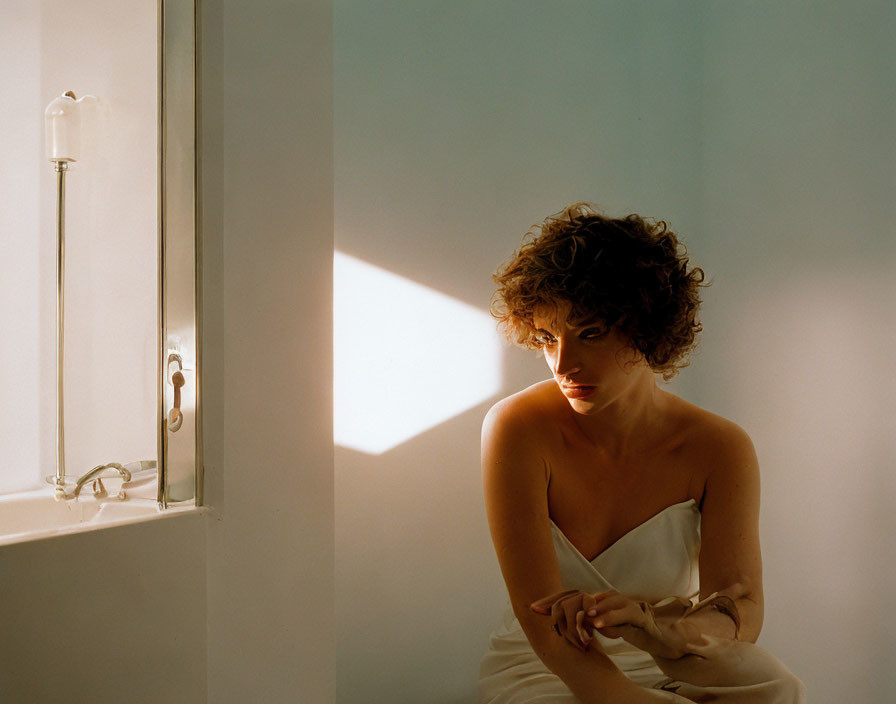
567, 371, 669, 461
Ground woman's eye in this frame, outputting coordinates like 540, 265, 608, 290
581, 328, 605, 340
533, 333, 556, 347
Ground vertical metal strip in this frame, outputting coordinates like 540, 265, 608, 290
55, 164, 67, 487
158, 0, 199, 508
193, 0, 203, 507
157, 0, 169, 509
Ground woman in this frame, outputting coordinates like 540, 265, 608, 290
477, 203, 805, 703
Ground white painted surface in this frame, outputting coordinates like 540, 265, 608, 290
0, 2, 335, 703
0, 512, 207, 703
0, 3, 205, 702
0, 4, 42, 493
201, 1, 335, 702
8, 2, 888, 702
335, 2, 895, 702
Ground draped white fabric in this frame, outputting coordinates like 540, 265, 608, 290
477, 499, 805, 703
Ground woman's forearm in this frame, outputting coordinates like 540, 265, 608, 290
683, 595, 762, 643
520, 603, 670, 703
534, 637, 663, 704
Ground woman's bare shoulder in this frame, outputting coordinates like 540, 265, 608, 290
482, 379, 560, 437
481, 382, 558, 514
669, 395, 755, 450
667, 396, 759, 494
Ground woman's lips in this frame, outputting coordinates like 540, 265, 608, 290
562, 385, 596, 399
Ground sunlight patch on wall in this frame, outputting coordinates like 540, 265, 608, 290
334, 251, 502, 454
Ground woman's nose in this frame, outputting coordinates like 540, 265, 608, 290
551, 339, 581, 378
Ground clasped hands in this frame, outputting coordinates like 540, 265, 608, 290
529, 589, 708, 660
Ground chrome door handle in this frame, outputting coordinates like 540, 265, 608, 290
167, 352, 185, 432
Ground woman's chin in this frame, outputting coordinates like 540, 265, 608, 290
567, 397, 599, 414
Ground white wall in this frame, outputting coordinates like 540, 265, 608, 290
4, 2, 890, 702
695, 3, 896, 699
0, 514, 207, 702
335, 2, 700, 702
335, 1, 895, 702
201, 1, 335, 702
0, 3, 335, 703
0, 3, 41, 493
0, 4, 204, 703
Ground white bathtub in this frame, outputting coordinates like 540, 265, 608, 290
0, 469, 198, 547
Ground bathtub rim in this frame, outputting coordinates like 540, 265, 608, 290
0, 486, 206, 548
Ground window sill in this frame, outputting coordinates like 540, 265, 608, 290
0, 487, 205, 548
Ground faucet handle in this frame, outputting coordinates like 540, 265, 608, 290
91, 478, 108, 499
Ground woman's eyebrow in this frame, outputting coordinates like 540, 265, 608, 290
569, 317, 606, 330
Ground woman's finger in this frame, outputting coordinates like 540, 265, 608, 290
530, 589, 579, 613
589, 594, 629, 620
549, 597, 569, 639
590, 601, 644, 629
562, 597, 582, 645
591, 589, 619, 602
548, 595, 588, 652
575, 609, 591, 646
563, 618, 586, 652
582, 592, 599, 618
592, 611, 621, 629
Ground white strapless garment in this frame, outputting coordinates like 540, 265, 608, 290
477, 499, 806, 703
478, 499, 701, 701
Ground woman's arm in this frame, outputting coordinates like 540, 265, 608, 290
693, 421, 764, 643
482, 399, 659, 704
530, 421, 765, 654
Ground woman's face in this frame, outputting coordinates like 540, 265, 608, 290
532, 301, 647, 413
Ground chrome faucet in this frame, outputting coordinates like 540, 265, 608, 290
57, 462, 132, 500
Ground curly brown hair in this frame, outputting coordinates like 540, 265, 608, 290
491, 202, 711, 381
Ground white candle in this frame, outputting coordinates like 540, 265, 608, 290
44, 93, 81, 162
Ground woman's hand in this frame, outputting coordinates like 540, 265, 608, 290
531, 589, 704, 660
529, 589, 601, 652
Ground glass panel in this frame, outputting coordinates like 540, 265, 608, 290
0, 1, 158, 496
